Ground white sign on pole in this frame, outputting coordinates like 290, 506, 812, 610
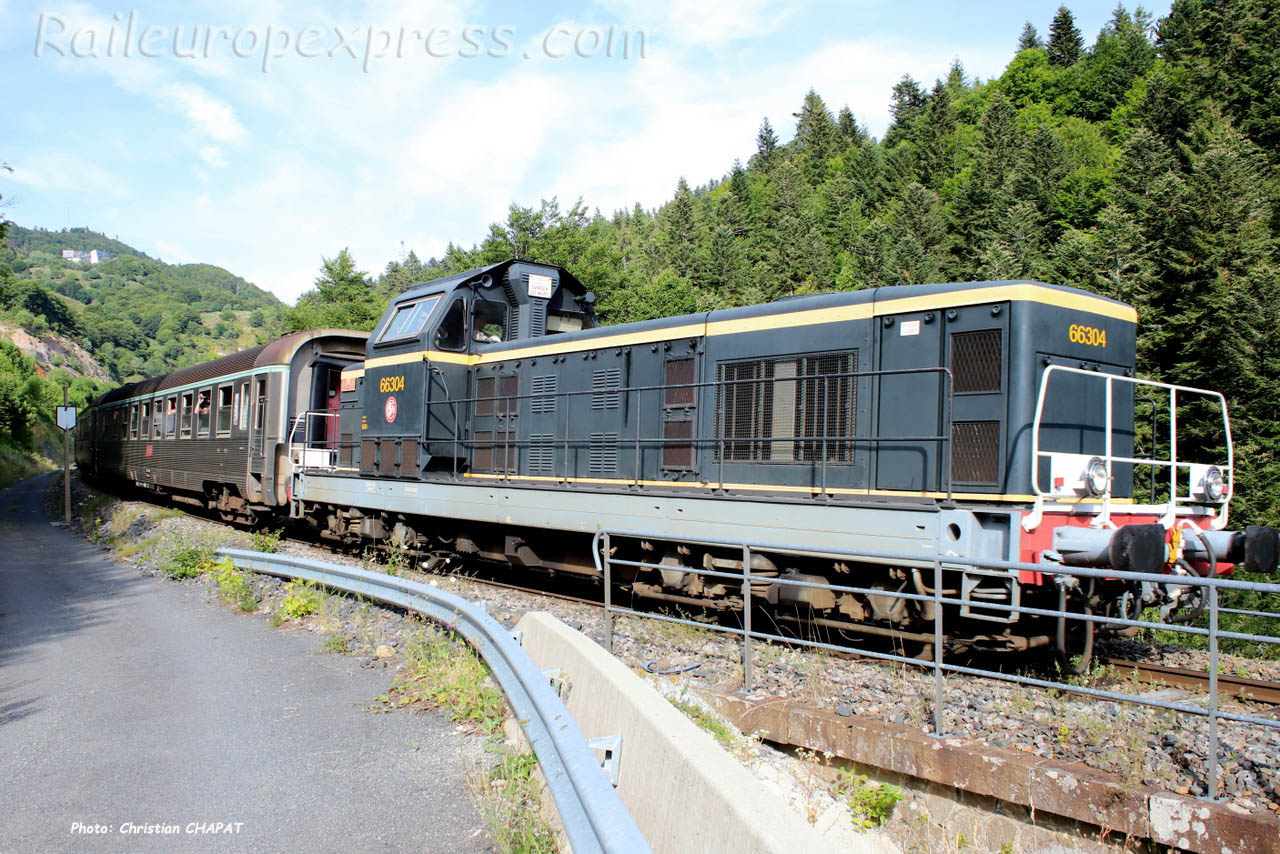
56, 405, 77, 431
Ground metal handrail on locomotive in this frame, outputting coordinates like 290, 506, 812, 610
79, 260, 1280, 657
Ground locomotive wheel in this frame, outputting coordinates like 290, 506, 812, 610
1055, 579, 1096, 675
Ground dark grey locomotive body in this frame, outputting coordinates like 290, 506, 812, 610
339, 260, 1138, 504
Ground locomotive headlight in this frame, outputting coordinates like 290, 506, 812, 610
1085, 457, 1109, 496
1202, 466, 1225, 501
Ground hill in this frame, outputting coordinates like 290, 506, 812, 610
0, 223, 285, 381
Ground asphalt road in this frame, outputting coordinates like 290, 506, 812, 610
0, 474, 492, 853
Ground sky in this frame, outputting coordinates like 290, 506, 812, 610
2, 0, 1164, 304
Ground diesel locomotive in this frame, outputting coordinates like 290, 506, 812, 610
79, 259, 1280, 660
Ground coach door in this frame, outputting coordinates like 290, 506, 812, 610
248, 375, 268, 467
875, 310, 944, 492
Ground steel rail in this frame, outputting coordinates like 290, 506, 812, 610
216, 548, 650, 854
1099, 658, 1280, 705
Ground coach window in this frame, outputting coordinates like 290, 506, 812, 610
216, 386, 233, 436
470, 297, 507, 344
111, 408, 120, 439
237, 381, 250, 431
254, 378, 267, 433
129, 405, 139, 439
140, 402, 151, 439
196, 389, 212, 437
153, 399, 163, 437
165, 396, 177, 437
180, 392, 193, 438
434, 298, 467, 351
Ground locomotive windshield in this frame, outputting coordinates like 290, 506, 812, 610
378, 295, 441, 343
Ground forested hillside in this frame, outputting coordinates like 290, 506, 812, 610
290, 1, 1279, 525
0, 222, 285, 481
0, 224, 285, 381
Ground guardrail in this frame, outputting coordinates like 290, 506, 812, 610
216, 548, 650, 854
590, 529, 1280, 802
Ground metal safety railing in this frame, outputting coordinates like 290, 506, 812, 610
216, 548, 650, 854
286, 410, 341, 470
590, 527, 1280, 802
1027, 366, 1234, 530
422, 366, 957, 499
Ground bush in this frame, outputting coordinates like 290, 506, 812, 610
251, 528, 281, 553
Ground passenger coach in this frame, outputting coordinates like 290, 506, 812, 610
77, 330, 367, 522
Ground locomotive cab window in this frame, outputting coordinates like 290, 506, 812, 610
471, 298, 507, 344
377, 296, 440, 344
434, 298, 467, 351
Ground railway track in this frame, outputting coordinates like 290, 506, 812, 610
1098, 657, 1280, 706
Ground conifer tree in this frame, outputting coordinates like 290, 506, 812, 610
753, 118, 779, 169
661, 178, 698, 278
885, 75, 927, 147
793, 90, 839, 184
1047, 6, 1084, 66
1018, 22, 1043, 52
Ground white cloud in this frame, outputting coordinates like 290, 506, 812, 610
599, 0, 806, 46
198, 145, 227, 167
162, 82, 247, 143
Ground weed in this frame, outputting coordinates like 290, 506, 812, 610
834, 769, 905, 831
998, 843, 1014, 854
213, 557, 258, 612
387, 631, 505, 733
322, 634, 351, 655
162, 544, 214, 579
278, 579, 320, 619
669, 696, 736, 748
251, 528, 282, 554
470, 748, 556, 854
955, 833, 970, 849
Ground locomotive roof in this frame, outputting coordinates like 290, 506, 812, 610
461, 278, 1136, 361
95, 329, 368, 406
395, 259, 587, 302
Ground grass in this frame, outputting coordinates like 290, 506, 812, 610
117, 534, 161, 560
470, 747, 557, 854
384, 630, 506, 734
0, 443, 53, 491
669, 696, 737, 748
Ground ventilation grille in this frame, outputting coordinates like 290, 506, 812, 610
952, 420, 1000, 484
529, 301, 546, 337
952, 330, 1002, 393
715, 351, 857, 463
401, 439, 418, 476
665, 358, 696, 406
498, 374, 519, 416
360, 439, 377, 473
473, 430, 517, 473
531, 375, 557, 414
476, 376, 495, 416
589, 432, 619, 474
663, 419, 694, 469
340, 433, 354, 466
592, 368, 621, 410
528, 434, 554, 474
378, 440, 397, 475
